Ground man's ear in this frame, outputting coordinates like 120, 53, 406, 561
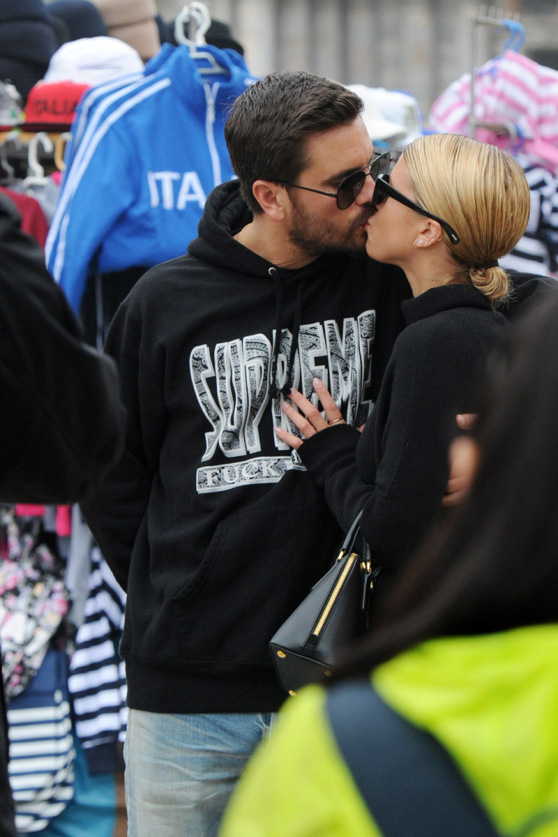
252, 180, 289, 221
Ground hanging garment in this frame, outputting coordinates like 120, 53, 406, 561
428, 50, 558, 174
499, 161, 558, 277
61, 42, 175, 169
0, 187, 49, 248
7, 648, 75, 833
428, 50, 558, 278
0, 508, 69, 702
67, 545, 127, 775
46, 43, 257, 312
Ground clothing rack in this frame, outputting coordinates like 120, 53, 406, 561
0, 130, 68, 179
469, 8, 525, 139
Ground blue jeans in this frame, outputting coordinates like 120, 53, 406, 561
124, 709, 275, 837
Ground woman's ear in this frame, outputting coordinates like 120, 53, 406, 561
252, 180, 288, 221
415, 219, 443, 248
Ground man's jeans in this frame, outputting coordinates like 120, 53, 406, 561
124, 709, 275, 837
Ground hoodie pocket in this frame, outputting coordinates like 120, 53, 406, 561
170, 502, 341, 663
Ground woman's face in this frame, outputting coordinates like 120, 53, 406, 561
364, 156, 423, 265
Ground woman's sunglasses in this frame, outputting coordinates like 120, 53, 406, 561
371, 174, 460, 244
275, 151, 392, 211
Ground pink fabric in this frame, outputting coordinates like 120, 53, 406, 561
14, 505, 72, 537
15, 504, 45, 517
55, 505, 72, 537
428, 51, 558, 174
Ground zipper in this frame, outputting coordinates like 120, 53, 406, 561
204, 82, 221, 185
310, 550, 359, 639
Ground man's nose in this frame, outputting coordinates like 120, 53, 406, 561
356, 172, 375, 205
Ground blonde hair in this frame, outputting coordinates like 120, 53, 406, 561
402, 133, 531, 303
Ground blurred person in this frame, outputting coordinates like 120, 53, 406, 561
79, 73, 553, 837
220, 290, 558, 837
277, 132, 530, 595
0, 191, 125, 836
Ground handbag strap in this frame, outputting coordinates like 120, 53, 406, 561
326, 679, 501, 837
342, 509, 365, 552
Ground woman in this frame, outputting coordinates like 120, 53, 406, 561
220, 291, 558, 837
276, 133, 530, 582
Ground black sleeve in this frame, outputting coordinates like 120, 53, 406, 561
0, 193, 126, 504
299, 343, 450, 572
299, 320, 484, 572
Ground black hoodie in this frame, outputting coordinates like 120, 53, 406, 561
78, 179, 417, 712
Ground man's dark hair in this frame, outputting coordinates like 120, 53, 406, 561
225, 71, 363, 214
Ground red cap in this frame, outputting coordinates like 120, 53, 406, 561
22, 80, 90, 131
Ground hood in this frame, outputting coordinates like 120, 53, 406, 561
374, 625, 558, 835
188, 179, 356, 397
188, 179, 259, 273
189, 179, 350, 282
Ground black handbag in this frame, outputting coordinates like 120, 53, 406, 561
270, 511, 379, 695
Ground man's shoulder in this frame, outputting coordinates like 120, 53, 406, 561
130, 253, 196, 296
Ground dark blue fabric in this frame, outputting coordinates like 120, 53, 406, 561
10, 646, 68, 709
47, 1, 107, 40
326, 679, 500, 837
0, 0, 51, 24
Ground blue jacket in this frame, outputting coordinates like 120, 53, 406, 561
46, 44, 256, 311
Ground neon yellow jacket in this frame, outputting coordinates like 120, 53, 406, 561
220, 625, 558, 837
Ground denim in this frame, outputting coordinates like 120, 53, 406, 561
38, 737, 116, 837
124, 709, 275, 837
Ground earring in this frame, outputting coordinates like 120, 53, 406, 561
418, 239, 425, 246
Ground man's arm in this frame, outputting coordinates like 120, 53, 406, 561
0, 193, 126, 504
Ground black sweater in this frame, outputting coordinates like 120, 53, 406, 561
299, 284, 507, 577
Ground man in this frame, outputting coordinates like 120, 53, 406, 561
0, 191, 126, 836
80, 71, 556, 836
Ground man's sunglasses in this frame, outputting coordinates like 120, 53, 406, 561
371, 174, 460, 245
275, 151, 392, 211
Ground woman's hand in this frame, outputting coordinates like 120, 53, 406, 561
442, 414, 478, 507
275, 378, 345, 450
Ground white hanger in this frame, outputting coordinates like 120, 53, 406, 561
23, 132, 54, 189
175, 1, 211, 45
0, 138, 16, 181
174, 2, 230, 77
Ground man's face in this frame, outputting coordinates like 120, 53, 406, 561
285, 116, 375, 258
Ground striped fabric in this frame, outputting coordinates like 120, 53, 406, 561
7, 648, 75, 832
500, 161, 558, 278
428, 51, 558, 279
428, 50, 558, 176
68, 546, 127, 774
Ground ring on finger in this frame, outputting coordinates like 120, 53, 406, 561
329, 418, 344, 426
